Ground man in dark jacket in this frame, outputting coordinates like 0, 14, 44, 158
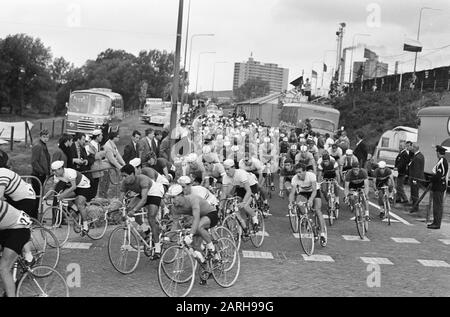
31, 129, 51, 195
408, 143, 425, 213
428, 145, 449, 229
394, 142, 411, 203
70, 132, 91, 174
354, 132, 368, 168
0, 148, 8, 168
123, 130, 141, 164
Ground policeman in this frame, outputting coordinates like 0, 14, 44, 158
428, 145, 449, 230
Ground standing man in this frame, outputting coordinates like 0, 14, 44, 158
86, 130, 106, 197
31, 129, 51, 195
408, 144, 425, 213
354, 132, 368, 168
159, 129, 171, 161
70, 133, 90, 174
427, 146, 449, 229
140, 128, 159, 160
99, 131, 125, 198
123, 130, 141, 164
394, 142, 411, 204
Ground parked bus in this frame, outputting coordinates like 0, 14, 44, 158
372, 126, 418, 168
141, 98, 188, 127
416, 106, 450, 181
66, 88, 123, 137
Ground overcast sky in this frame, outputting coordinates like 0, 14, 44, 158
1, 0, 449, 93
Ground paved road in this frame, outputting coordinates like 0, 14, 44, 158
45, 179, 450, 297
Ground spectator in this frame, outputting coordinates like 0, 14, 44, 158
31, 129, 51, 195
70, 133, 90, 174
159, 129, 171, 161
324, 133, 334, 152
408, 144, 425, 213
0, 148, 9, 168
428, 145, 449, 230
140, 128, 159, 160
52, 134, 73, 168
354, 132, 369, 168
99, 131, 125, 198
338, 130, 350, 153
394, 142, 411, 204
123, 130, 141, 164
86, 130, 107, 197
154, 130, 163, 157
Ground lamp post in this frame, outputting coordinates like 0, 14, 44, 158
195, 51, 216, 94
185, 34, 214, 97
180, 0, 191, 113
348, 33, 371, 84
212, 61, 228, 100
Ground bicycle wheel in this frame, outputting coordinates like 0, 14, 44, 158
355, 205, 366, 239
327, 194, 334, 226
40, 206, 70, 248
334, 201, 340, 220
16, 266, 69, 297
250, 210, 265, 248
288, 206, 299, 234
158, 246, 195, 297
212, 226, 235, 243
223, 215, 242, 250
298, 216, 314, 256
386, 198, 391, 226
212, 237, 240, 288
86, 203, 109, 240
108, 226, 141, 274
29, 226, 60, 276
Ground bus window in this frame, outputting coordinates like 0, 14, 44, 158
381, 137, 389, 148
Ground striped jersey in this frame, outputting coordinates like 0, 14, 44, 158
0, 168, 36, 201
0, 200, 32, 230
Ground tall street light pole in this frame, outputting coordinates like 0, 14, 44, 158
169, 0, 184, 158
195, 51, 215, 94
348, 33, 370, 84
180, 0, 191, 114
212, 61, 228, 100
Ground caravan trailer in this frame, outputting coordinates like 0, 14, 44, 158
373, 126, 418, 168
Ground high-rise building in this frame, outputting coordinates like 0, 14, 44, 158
233, 56, 289, 94
352, 57, 388, 82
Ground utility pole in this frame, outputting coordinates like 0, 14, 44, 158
169, 0, 184, 159
180, 0, 191, 116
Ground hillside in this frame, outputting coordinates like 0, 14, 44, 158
331, 89, 450, 153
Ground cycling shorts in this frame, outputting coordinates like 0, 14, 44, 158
0, 228, 30, 255
205, 210, 219, 228
296, 190, 321, 200
236, 184, 258, 199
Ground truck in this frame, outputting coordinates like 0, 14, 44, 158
65, 88, 123, 136
416, 106, 450, 181
141, 98, 188, 128
372, 126, 418, 168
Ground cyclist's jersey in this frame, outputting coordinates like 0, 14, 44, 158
141, 167, 169, 185
205, 163, 226, 179
341, 155, 359, 172
280, 142, 289, 154
120, 174, 156, 197
373, 168, 392, 188
54, 168, 90, 188
0, 168, 36, 201
328, 148, 342, 162
190, 186, 218, 206
238, 158, 263, 174
291, 172, 317, 193
317, 158, 338, 179
345, 169, 368, 190
259, 143, 275, 163
223, 169, 258, 188
280, 167, 296, 182
0, 200, 32, 230
172, 194, 216, 217
295, 152, 315, 167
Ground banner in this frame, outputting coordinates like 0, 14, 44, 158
312, 70, 318, 79
403, 39, 422, 52
323, 63, 327, 72
0, 121, 33, 142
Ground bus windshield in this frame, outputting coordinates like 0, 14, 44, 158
310, 119, 335, 133
69, 93, 112, 116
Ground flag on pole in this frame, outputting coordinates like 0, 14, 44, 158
323, 63, 327, 72
403, 38, 422, 52
312, 70, 318, 79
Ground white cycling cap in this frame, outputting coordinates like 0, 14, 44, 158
346, 149, 353, 155
264, 137, 270, 143
51, 161, 64, 170
202, 146, 211, 154
92, 129, 102, 136
283, 137, 288, 142
231, 145, 240, 152
186, 153, 198, 163
290, 144, 297, 150
223, 159, 235, 168
378, 161, 387, 168
300, 145, 308, 152
167, 184, 183, 196
177, 176, 192, 185
129, 158, 141, 168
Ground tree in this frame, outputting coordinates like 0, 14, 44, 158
234, 78, 270, 102
51, 57, 74, 85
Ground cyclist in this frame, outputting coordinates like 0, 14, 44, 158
328, 142, 343, 162
372, 161, 395, 219
289, 163, 327, 245
0, 200, 32, 297
344, 161, 370, 221
340, 149, 358, 183
306, 137, 319, 162
259, 137, 277, 191
51, 160, 95, 234
279, 158, 296, 197
120, 164, 164, 258
287, 144, 298, 163
202, 154, 226, 188
222, 159, 259, 233
166, 184, 219, 264
0, 167, 37, 265
238, 153, 264, 183
295, 145, 316, 172
177, 176, 218, 208
317, 153, 341, 205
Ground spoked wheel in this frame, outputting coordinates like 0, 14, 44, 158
29, 225, 60, 277
86, 202, 109, 240
334, 201, 340, 220
288, 206, 299, 233
385, 199, 391, 226
327, 195, 334, 227
212, 237, 240, 288
212, 226, 235, 243
16, 266, 69, 297
355, 205, 366, 239
223, 215, 242, 250
158, 246, 195, 297
298, 216, 314, 256
250, 210, 265, 248
108, 226, 141, 274
40, 206, 70, 248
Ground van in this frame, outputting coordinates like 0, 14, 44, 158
373, 126, 418, 168
416, 106, 450, 179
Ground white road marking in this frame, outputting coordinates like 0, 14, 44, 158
382, 218, 400, 223
242, 250, 274, 259
62, 242, 92, 250
438, 239, 450, 245
342, 235, 370, 242
293, 233, 299, 239
360, 257, 394, 265
417, 260, 450, 268
302, 254, 335, 262
255, 231, 269, 237
391, 237, 420, 244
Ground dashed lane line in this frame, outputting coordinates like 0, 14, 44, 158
391, 237, 420, 244
242, 251, 274, 259
342, 235, 370, 242
417, 260, 450, 268
438, 239, 450, 245
302, 254, 335, 262
360, 257, 394, 265
62, 242, 92, 250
